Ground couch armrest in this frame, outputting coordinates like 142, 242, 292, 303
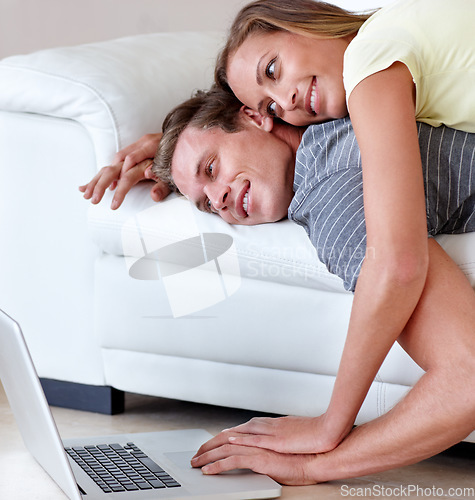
0, 32, 223, 167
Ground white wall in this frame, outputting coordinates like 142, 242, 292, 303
0, 0, 392, 59
0, 0, 248, 58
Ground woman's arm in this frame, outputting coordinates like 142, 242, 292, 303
193, 62, 430, 455
322, 61, 429, 445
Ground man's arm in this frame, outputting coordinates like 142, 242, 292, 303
191, 239, 475, 484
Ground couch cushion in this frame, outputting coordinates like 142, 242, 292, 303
4, 32, 472, 294
88, 187, 349, 293
87, 186, 475, 294
0, 32, 223, 167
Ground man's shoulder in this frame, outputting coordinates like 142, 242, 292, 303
295, 117, 361, 186
290, 117, 364, 222
299, 117, 353, 151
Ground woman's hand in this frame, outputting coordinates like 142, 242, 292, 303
79, 157, 170, 209
193, 414, 348, 458
191, 430, 319, 485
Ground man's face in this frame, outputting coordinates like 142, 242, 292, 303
171, 120, 296, 225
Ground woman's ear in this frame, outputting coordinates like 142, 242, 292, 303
240, 106, 274, 132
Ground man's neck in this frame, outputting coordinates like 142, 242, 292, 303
272, 121, 306, 155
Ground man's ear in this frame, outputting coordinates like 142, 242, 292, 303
240, 106, 274, 132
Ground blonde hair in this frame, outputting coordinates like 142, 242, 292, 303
216, 0, 376, 91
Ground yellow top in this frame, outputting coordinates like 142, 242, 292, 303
343, 0, 475, 132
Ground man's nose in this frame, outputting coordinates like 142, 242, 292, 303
208, 184, 230, 211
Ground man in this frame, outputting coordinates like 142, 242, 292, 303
152, 87, 474, 291
81, 87, 475, 485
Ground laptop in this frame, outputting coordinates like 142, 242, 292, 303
0, 309, 281, 499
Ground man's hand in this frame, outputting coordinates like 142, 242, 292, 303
79, 158, 170, 209
190, 430, 319, 485
113, 133, 163, 173
79, 132, 170, 209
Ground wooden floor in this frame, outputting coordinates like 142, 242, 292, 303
1, 383, 474, 500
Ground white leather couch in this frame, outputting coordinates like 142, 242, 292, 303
1, 31, 474, 441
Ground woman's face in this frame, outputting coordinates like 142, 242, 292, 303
227, 31, 351, 127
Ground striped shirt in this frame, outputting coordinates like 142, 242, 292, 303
288, 117, 475, 292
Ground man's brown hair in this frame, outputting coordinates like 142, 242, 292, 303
153, 86, 243, 192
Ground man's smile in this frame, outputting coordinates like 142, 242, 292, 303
236, 181, 250, 218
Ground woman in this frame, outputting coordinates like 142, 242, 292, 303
80, 0, 475, 484
190, 0, 475, 482
216, 0, 475, 131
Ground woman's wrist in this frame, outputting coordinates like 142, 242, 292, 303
317, 411, 354, 451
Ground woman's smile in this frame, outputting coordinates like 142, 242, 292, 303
306, 76, 318, 116
227, 31, 352, 127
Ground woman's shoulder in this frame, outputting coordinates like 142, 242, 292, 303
343, 0, 475, 116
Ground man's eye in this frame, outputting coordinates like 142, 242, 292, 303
207, 162, 214, 177
266, 59, 276, 80
267, 101, 277, 116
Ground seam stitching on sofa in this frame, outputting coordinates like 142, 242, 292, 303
96, 221, 326, 269
100, 347, 341, 377
94, 220, 336, 276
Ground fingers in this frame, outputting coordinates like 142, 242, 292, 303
192, 443, 318, 486
143, 163, 157, 180
192, 419, 278, 462
122, 149, 148, 172
192, 430, 232, 460
115, 133, 163, 173
231, 417, 275, 435
81, 131, 163, 206
228, 433, 278, 451
200, 416, 328, 455
192, 443, 244, 470
192, 443, 282, 478
112, 142, 144, 167
110, 159, 153, 210
150, 182, 171, 202
195, 445, 266, 475
79, 163, 123, 204
80, 148, 169, 209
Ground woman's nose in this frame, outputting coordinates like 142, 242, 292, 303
275, 87, 297, 111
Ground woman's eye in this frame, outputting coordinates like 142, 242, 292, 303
266, 59, 276, 80
267, 101, 277, 116
205, 198, 213, 212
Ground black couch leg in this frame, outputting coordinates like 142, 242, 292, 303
40, 378, 125, 415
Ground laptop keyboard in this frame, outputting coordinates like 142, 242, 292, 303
65, 442, 181, 493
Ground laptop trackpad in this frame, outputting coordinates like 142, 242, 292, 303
164, 450, 281, 498
165, 451, 252, 476
164, 451, 195, 469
